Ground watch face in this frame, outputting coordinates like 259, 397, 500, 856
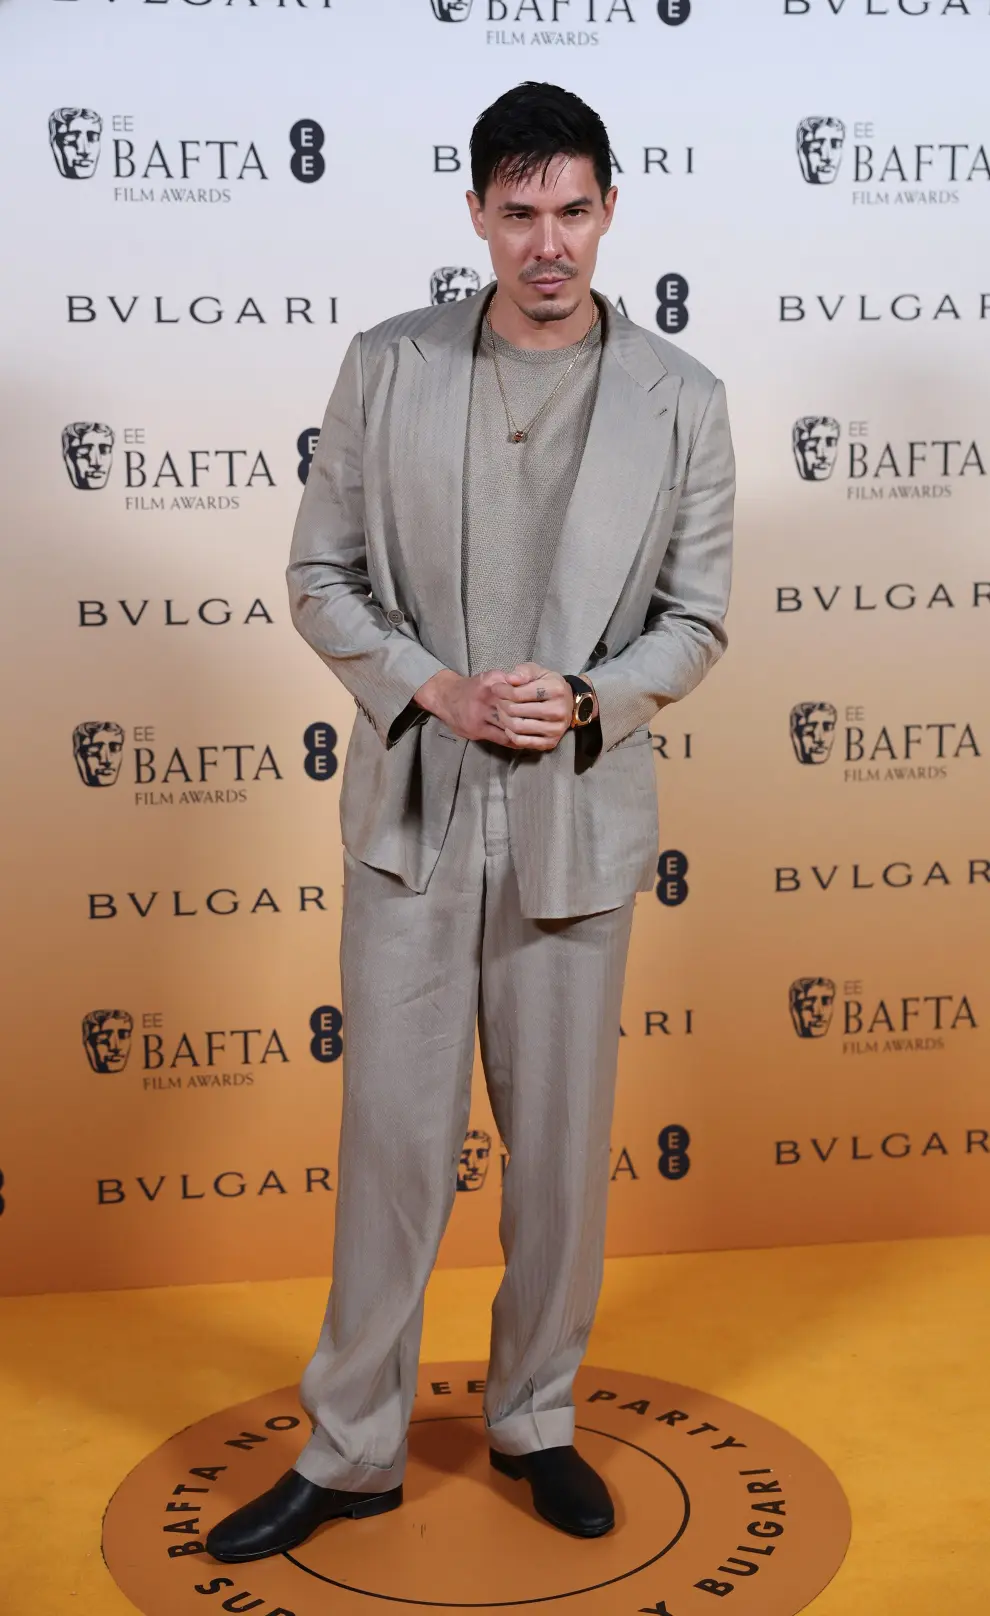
575, 692, 595, 725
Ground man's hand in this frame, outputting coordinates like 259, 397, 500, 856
414, 663, 593, 751
413, 668, 520, 745
496, 662, 590, 751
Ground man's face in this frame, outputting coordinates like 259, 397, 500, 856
467, 154, 615, 326
791, 981, 835, 1039
457, 1131, 491, 1191
51, 114, 102, 179
64, 426, 114, 489
83, 1012, 134, 1073
794, 418, 839, 482
792, 705, 837, 765
74, 724, 125, 787
797, 120, 844, 185
431, 0, 472, 17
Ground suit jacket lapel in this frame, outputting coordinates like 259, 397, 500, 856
532, 298, 681, 673
385, 289, 492, 676
385, 289, 677, 678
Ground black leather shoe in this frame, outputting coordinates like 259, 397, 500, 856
205, 1468, 402, 1562
490, 1444, 614, 1537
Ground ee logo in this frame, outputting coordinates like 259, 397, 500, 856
304, 722, 338, 781
656, 273, 689, 335
297, 427, 319, 486
656, 849, 689, 906
310, 1005, 343, 1063
658, 1124, 691, 1180
657, 0, 691, 21
290, 119, 325, 184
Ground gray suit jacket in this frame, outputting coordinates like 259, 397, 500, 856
287, 289, 734, 919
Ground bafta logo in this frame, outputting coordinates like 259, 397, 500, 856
790, 702, 838, 766
792, 416, 840, 482
83, 1008, 134, 1073
796, 116, 846, 186
789, 978, 836, 1040
456, 1128, 491, 1192
62, 422, 114, 490
430, 0, 473, 18
430, 267, 482, 305
73, 721, 125, 787
49, 108, 103, 179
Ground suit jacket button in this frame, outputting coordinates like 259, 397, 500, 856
594, 640, 608, 657
385, 607, 405, 626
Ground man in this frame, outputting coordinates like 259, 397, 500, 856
207, 80, 734, 1563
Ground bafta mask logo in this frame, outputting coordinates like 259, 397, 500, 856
62, 422, 114, 490
792, 416, 840, 482
83, 1008, 134, 1073
430, 0, 473, 18
796, 116, 846, 186
457, 1128, 491, 1192
430, 266, 482, 305
790, 701, 838, 766
789, 978, 836, 1040
49, 107, 103, 180
73, 721, 125, 788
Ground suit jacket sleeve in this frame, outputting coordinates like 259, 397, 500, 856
286, 331, 449, 748
583, 376, 735, 759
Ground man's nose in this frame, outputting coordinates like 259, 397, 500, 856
535, 215, 564, 259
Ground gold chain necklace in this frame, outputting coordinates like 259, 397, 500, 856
486, 305, 599, 444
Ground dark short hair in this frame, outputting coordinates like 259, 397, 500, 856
470, 82, 612, 203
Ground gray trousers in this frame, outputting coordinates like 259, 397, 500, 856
294, 738, 635, 1491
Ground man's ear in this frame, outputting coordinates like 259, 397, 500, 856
466, 189, 488, 241
600, 184, 618, 235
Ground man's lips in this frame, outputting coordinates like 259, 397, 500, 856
529, 275, 569, 291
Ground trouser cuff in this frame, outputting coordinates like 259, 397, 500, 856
485, 1404, 575, 1456
293, 1427, 408, 1492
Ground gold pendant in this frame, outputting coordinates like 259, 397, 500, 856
509, 430, 528, 443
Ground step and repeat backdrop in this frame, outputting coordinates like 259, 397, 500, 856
2, 0, 988, 1295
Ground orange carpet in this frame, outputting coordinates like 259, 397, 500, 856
1, 1235, 987, 1612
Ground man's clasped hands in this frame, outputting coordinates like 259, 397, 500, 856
414, 662, 595, 751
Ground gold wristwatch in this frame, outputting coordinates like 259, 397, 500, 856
564, 674, 597, 728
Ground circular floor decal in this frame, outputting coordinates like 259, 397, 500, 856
103, 1361, 850, 1615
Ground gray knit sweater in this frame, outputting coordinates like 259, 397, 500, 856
462, 313, 603, 676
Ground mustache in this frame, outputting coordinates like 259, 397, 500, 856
520, 263, 578, 283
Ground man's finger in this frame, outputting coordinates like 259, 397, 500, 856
508, 679, 568, 706
497, 708, 569, 730
501, 717, 562, 735
497, 694, 568, 720
500, 723, 565, 740
506, 732, 561, 750
504, 662, 547, 685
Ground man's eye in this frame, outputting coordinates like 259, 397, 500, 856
563, 209, 587, 217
